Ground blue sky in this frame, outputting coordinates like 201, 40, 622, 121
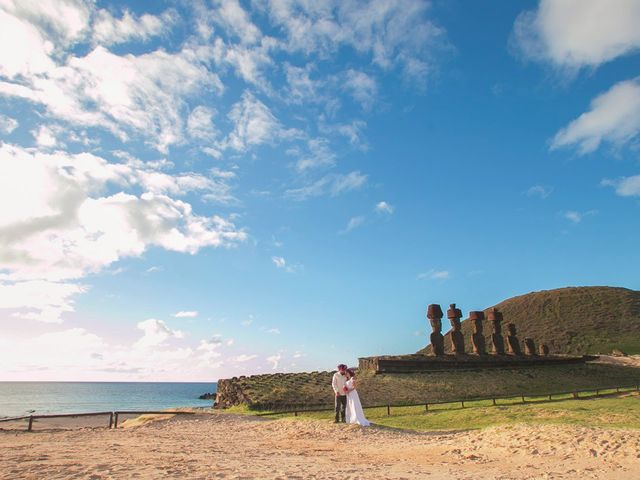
1, 0, 639, 381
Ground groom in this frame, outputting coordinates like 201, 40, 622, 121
332, 363, 348, 423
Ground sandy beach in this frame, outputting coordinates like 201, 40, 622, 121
1, 412, 639, 479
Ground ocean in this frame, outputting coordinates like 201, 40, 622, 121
0, 382, 217, 418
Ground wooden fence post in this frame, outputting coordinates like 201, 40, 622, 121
108, 413, 113, 429
548, 394, 552, 401
28, 416, 34, 432
521, 395, 525, 404
386, 405, 390, 416
492, 398, 496, 406
461, 401, 465, 408
114, 413, 119, 429
425, 403, 429, 411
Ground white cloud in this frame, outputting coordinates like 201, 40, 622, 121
233, 354, 257, 362
267, 353, 281, 369
217, 39, 275, 91
343, 69, 378, 110
341, 216, 365, 234
374, 201, 394, 214
145, 266, 163, 274
284, 63, 323, 104
0, 143, 245, 326
0, 323, 245, 381
92, 8, 175, 46
417, 269, 450, 280
0, 280, 86, 323
134, 318, 185, 349
0, 0, 91, 80
31, 124, 58, 147
262, 0, 446, 78
0, 43, 224, 152
0, 8, 56, 78
223, 91, 298, 151
285, 171, 367, 200
187, 106, 217, 141
271, 256, 301, 273
0, 114, 18, 134
552, 78, 640, 154
271, 256, 285, 269
512, 0, 640, 69
173, 311, 198, 318
562, 210, 598, 224
210, 0, 262, 45
602, 175, 640, 197
293, 137, 336, 171
564, 211, 582, 223
526, 185, 553, 199
319, 119, 368, 148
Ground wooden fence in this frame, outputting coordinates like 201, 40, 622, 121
255, 382, 640, 417
0, 410, 196, 432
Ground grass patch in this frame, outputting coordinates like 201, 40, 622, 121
261, 392, 640, 431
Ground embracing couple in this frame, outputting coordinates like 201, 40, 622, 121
331, 364, 370, 426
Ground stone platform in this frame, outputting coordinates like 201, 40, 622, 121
358, 354, 597, 374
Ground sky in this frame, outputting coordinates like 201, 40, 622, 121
0, 0, 639, 382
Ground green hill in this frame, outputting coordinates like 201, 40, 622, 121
418, 286, 640, 356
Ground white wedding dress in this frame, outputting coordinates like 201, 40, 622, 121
345, 378, 370, 426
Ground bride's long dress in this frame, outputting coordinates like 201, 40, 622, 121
345, 378, 370, 426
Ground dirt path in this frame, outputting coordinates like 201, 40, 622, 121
1, 413, 639, 479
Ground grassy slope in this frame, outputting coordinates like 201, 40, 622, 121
217, 363, 640, 409
418, 286, 640, 356
269, 391, 640, 431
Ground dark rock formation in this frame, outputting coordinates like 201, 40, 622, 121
469, 311, 486, 355
447, 303, 465, 354
524, 338, 537, 356
488, 308, 505, 355
506, 323, 522, 355
427, 304, 445, 356
199, 392, 217, 400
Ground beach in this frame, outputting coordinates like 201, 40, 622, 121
1, 412, 639, 479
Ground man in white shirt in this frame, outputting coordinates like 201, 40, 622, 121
332, 363, 348, 423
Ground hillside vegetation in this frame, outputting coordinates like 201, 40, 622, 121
216, 363, 640, 410
419, 286, 640, 356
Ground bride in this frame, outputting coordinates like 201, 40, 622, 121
343, 369, 370, 426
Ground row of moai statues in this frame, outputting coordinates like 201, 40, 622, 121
427, 303, 550, 356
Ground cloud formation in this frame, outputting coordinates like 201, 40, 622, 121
417, 269, 450, 280
552, 78, 640, 154
601, 176, 640, 197
513, 0, 640, 70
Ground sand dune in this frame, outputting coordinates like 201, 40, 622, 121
1, 412, 639, 479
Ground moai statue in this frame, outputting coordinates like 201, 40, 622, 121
506, 323, 522, 355
524, 338, 537, 356
539, 344, 550, 356
487, 307, 505, 355
447, 303, 465, 354
469, 311, 486, 355
427, 304, 445, 356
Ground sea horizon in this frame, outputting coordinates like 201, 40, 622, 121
0, 381, 217, 418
